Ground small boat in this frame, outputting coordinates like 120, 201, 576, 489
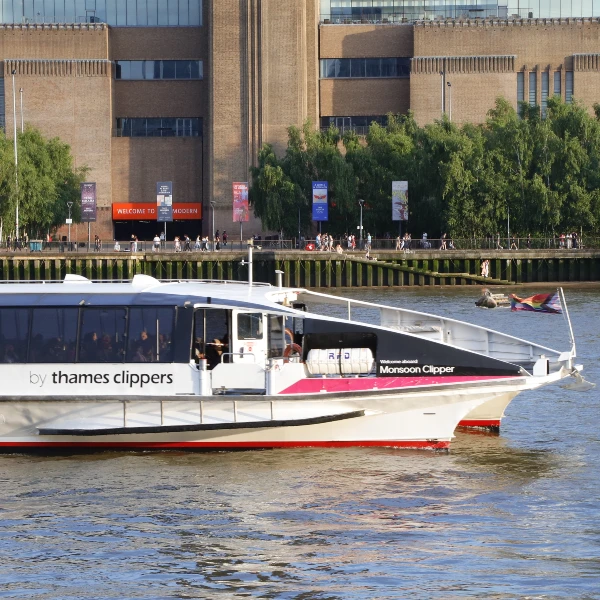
475, 288, 510, 309
0, 255, 586, 451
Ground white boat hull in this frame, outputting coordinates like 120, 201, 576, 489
457, 367, 570, 430
0, 377, 546, 451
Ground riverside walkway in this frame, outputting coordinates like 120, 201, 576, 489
0, 247, 598, 286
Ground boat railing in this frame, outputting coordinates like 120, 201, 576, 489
0, 278, 272, 287
122, 397, 275, 428
162, 279, 272, 287
299, 290, 561, 363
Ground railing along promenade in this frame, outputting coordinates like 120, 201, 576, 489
0, 242, 599, 287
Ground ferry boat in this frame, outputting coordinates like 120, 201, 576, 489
0, 270, 584, 452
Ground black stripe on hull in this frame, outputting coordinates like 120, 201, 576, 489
38, 409, 366, 437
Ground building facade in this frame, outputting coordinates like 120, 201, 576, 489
0, 1, 599, 240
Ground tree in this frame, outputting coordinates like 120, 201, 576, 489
0, 126, 87, 239
249, 99, 600, 241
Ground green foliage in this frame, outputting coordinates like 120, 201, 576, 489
249, 98, 600, 238
0, 127, 88, 238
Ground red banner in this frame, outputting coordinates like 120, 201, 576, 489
113, 203, 202, 220
233, 182, 249, 222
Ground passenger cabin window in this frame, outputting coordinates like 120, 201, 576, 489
127, 307, 175, 363
193, 309, 230, 369
79, 308, 127, 363
237, 313, 263, 340
30, 308, 78, 363
0, 308, 29, 363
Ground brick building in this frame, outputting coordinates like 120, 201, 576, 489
0, 1, 599, 240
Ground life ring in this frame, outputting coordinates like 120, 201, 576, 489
283, 343, 303, 362
284, 328, 294, 346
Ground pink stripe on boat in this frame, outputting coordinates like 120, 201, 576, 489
279, 375, 514, 395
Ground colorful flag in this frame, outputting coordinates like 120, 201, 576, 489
509, 291, 562, 313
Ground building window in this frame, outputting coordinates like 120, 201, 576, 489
116, 117, 203, 137
320, 1, 600, 23
517, 72, 524, 104
321, 1, 504, 23
320, 115, 388, 134
566, 71, 574, 104
115, 60, 203, 80
529, 71, 537, 106
320, 58, 410, 79
554, 71, 561, 97
0, 0, 202, 26
541, 71, 549, 116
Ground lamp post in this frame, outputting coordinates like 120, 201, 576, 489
19, 88, 23, 133
11, 69, 19, 240
440, 71, 445, 117
358, 199, 364, 249
67, 201, 73, 246
447, 81, 452, 121
210, 200, 216, 251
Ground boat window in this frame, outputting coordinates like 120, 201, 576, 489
237, 313, 263, 340
268, 315, 285, 358
193, 309, 230, 369
79, 308, 127, 363
0, 308, 30, 364
29, 308, 78, 363
127, 307, 175, 363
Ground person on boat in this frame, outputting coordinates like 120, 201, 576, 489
138, 330, 154, 361
205, 338, 225, 369
158, 333, 171, 361
81, 331, 99, 361
193, 337, 205, 362
2, 344, 19, 363
132, 345, 147, 363
97, 335, 114, 362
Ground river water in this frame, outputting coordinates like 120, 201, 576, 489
1, 286, 599, 599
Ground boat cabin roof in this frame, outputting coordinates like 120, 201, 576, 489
0, 274, 300, 314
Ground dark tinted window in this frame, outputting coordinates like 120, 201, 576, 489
127, 307, 175, 363
193, 309, 229, 369
30, 308, 78, 363
79, 308, 126, 363
0, 308, 29, 364
162, 60, 176, 79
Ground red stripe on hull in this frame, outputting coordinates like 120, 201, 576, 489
0, 440, 450, 450
458, 419, 501, 429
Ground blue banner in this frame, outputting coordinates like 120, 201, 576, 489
156, 181, 173, 223
312, 181, 328, 221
